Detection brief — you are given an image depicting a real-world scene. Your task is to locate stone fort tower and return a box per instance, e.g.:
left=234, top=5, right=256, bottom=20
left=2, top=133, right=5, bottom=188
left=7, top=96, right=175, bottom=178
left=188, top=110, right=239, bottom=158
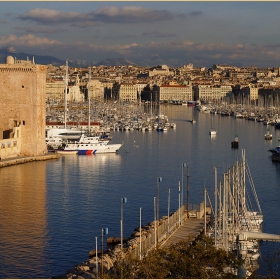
left=0, top=56, right=47, bottom=158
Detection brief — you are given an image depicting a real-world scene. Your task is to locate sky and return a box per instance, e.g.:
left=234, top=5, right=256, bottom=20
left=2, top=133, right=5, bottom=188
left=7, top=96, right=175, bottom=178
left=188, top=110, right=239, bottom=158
left=1, top=1, right=280, bottom=67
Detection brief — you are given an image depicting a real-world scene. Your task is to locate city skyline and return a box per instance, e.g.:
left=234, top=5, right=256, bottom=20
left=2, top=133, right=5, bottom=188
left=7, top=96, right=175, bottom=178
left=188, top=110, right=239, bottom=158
left=1, top=1, right=280, bottom=67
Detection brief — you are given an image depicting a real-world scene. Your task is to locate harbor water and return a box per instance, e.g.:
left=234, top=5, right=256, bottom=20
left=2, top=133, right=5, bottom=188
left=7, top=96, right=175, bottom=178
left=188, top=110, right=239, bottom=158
left=0, top=105, right=280, bottom=278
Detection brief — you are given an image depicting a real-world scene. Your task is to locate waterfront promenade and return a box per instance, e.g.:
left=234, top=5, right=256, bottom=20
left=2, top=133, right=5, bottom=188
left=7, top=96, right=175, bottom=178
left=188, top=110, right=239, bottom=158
left=160, top=217, right=206, bottom=248
left=0, top=153, right=59, bottom=168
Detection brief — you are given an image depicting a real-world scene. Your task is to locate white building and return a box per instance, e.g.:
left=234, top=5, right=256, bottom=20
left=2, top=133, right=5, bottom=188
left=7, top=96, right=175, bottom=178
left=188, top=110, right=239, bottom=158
left=149, top=65, right=174, bottom=77
left=241, top=85, right=259, bottom=102
left=68, top=75, right=84, bottom=103
left=119, top=83, right=138, bottom=102
left=159, top=84, right=193, bottom=102
left=88, top=79, right=105, bottom=100
left=193, top=85, right=232, bottom=102
left=46, top=81, right=65, bottom=102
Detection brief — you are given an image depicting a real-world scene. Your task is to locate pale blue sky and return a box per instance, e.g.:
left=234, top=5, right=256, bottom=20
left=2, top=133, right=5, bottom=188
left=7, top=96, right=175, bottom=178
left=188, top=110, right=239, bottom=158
left=1, top=1, right=280, bottom=67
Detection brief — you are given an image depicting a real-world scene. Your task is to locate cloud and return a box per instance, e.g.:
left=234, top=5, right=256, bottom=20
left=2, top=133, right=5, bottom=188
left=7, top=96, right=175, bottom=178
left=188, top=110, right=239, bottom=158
left=0, top=34, right=61, bottom=48
left=1, top=33, right=279, bottom=67
left=119, top=43, right=138, bottom=50
left=19, top=8, right=96, bottom=27
left=176, top=10, right=203, bottom=19
left=18, top=6, right=175, bottom=27
left=91, top=6, right=173, bottom=23
left=16, top=26, right=64, bottom=34
left=142, top=31, right=176, bottom=38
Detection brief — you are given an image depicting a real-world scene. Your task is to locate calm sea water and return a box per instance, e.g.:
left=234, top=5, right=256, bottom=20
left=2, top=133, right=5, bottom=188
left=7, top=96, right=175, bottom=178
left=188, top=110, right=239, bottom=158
left=0, top=105, right=280, bottom=278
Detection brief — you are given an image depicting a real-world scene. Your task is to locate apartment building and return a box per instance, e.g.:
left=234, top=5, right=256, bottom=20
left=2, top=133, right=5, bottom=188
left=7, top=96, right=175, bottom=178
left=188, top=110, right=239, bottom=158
left=119, top=83, right=138, bottom=102
left=159, top=83, right=193, bottom=102
left=46, top=81, right=65, bottom=102
left=193, top=85, right=232, bottom=102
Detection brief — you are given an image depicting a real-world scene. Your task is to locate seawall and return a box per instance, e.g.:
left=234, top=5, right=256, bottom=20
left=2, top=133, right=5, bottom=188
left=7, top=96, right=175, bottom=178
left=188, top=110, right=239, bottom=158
left=0, top=153, right=59, bottom=168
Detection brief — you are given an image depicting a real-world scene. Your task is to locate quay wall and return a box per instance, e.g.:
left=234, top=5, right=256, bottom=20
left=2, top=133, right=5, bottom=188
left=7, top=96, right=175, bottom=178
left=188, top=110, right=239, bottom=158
left=0, top=153, right=59, bottom=168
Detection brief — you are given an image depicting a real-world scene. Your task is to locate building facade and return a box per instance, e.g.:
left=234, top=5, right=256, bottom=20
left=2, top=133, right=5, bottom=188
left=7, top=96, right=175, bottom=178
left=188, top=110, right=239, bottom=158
left=159, top=84, right=193, bottom=102
left=193, top=85, right=232, bottom=102
left=0, top=56, right=47, bottom=158
left=119, top=83, right=138, bottom=102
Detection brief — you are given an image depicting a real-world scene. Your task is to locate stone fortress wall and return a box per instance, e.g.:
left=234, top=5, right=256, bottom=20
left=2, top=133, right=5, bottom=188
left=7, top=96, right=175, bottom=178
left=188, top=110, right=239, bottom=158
left=0, top=56, right=47, bottom=158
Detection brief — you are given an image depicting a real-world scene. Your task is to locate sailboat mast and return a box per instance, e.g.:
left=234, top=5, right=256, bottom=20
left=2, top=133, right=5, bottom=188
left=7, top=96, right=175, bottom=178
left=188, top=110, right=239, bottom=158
left=88, top=67, right=91, bottom=135
left=64, top=61, right=68, bottom=129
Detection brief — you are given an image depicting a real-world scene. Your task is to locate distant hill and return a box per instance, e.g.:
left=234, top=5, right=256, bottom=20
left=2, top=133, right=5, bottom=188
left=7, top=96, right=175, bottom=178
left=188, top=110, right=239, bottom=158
left=94, top=58, right=136, bottom=66
left=0, top=48, right=137, bottom=67
left=0, top=48, right=69, bottom=66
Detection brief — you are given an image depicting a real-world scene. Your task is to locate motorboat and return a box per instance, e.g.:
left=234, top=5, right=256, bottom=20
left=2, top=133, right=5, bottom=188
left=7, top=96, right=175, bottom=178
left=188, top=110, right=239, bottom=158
left=78, top=141, right=123, bottom=155
left=56, top=133, right=122, bottom=155
left=156, top=125, right=164, bottom=132
left=46, top=127, right=83, bottom=141
left=264, top=129, right=272, bottom=140
left=268, top=146, right=280, bottom=155
left=209, top=129, right=217, bottom=136
left=78, top=134, right=122, bottom=155
left=268, top=145, right=280, bottom=161
left=231, top=135, right=239, bottom=148
left=46, top=136, right=63, bottom=150
left=187, top=101, right=195, bottom=106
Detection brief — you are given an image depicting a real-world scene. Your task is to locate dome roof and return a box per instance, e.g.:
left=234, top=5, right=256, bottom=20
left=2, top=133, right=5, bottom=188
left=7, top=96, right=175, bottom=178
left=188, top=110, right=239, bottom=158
left=6, top=56, right=15, bottom=64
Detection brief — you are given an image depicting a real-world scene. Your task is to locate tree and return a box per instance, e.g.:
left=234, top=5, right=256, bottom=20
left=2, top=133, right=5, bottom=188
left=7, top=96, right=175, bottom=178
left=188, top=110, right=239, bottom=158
left=107, top=235, right=243, bottom=279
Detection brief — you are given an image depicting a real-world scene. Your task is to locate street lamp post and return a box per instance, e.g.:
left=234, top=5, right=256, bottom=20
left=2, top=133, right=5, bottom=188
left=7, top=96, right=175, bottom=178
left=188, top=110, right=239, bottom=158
left=178, top=181, right=181, bottom=225
left=154, top=196, right=156, bottom=248
left=95, top=236, right=98, bottom=279
left=168, top=188, right=170, bottom=234
left=156, top=177, right=162, bottom=248
left=139, top=207, right=142, bottom=260
left=186, top=165, right=190, bottom=217
left=120, top=197, right=127, bottom=257
left=214, top=167, right=217, bottom=247
left=181, top=163, right=186, bottom=222
left=101, top=227, right=108, bottom=278
left=156, top=177, right=162, bottom=221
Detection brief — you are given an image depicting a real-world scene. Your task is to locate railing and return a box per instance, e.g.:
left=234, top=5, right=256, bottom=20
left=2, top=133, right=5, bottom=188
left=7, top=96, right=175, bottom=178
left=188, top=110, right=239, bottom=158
left=127, top=204, right=187, bottom=259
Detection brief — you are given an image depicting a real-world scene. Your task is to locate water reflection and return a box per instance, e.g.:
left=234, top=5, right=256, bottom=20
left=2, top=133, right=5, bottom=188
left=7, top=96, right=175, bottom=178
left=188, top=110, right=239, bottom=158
left=0, top=162, right=47, bottom=278
left=0, top=106, right=280, bottom=278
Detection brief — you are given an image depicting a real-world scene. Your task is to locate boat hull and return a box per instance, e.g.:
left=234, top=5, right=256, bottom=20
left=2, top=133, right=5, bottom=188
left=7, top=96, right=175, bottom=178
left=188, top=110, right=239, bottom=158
left=56, top=150, right=78, bottom=155
left=78, top=144, right=122, bottom=154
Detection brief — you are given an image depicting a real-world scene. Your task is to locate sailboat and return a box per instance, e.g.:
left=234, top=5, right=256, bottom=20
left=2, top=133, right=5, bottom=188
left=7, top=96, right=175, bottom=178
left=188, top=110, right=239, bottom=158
left=46, top=61, right=84, bottom=144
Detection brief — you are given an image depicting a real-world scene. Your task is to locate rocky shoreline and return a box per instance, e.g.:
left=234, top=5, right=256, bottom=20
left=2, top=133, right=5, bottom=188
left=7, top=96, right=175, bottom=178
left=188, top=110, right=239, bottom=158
left=54, top=217, right=173, bottom=279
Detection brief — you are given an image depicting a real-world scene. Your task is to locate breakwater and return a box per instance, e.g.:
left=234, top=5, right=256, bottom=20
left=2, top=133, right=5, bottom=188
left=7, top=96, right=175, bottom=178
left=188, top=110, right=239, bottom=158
left=54, top=204, right=208, bottom=279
